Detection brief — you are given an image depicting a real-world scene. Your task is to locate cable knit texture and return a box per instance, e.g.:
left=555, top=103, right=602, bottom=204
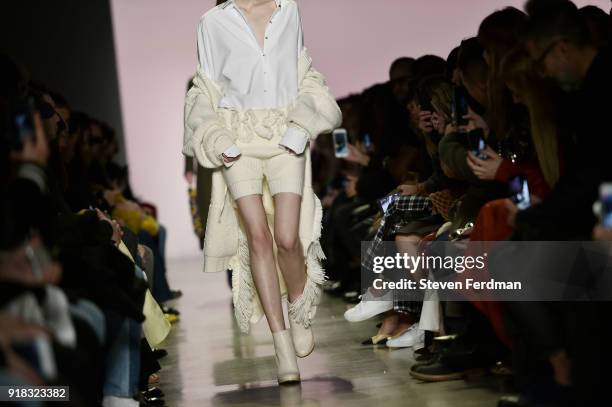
left=183, top=47, right=342, bottom=332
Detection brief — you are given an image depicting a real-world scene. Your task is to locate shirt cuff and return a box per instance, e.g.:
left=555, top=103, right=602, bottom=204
left=219, top=142, right=241, bottom=168
left=279, top=126, right=309, bottom=154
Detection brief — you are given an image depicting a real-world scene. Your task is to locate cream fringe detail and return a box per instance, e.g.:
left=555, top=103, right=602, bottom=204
left=231, top=196, right=326, bottom=334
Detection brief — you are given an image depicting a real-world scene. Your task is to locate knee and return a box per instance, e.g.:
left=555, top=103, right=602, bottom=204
left=247, top=227, right=273, bottom=254
left=395, top=233, right=421, bottom=243
left=275, top=232, right=300, bottom=253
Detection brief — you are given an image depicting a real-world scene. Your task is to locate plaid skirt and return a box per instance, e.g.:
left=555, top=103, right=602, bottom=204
left=361, top=194, right=434, bottom=316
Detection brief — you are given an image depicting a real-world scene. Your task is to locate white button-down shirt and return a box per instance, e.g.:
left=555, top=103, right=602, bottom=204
left=198, top=0, right=303, bottom=110
left=196, top=0, right=309, bottom=159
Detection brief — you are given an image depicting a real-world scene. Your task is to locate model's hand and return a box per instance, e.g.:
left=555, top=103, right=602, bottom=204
left=184, top=170, right=194, bottom=184
left=222, top=153, right=241, bottom=163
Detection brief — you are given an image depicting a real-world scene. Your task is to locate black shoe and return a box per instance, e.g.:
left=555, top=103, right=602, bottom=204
left=361, top=335, right=390, bottom=346
left=162, top=306, right=180, bottom=316
left=344, top=291, right=361, bottom=304
left=169, top=289, right=182, bottom=300
left=410, top=359, right=486, bottom=382
left=414, top=347, right=438, bottom=363
left=141, top=396, right=166, bottom=407
left=142, top=387, right=165, bottom=399
left=152, top=348, right=168, bottom=360
left=136, top=392, right=166, bottom=407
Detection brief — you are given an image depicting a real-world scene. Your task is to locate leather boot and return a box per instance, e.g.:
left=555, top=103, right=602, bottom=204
left=272, top=330, right=301, bottom=384
left=288, top=315, right=315, bottom=357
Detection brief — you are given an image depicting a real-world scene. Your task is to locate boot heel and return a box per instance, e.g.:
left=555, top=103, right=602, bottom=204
left=272, top=330, right=301, bottom=384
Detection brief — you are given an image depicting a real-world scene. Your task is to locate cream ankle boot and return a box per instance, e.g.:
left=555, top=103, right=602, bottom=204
left=272, top=329, right=301, bottom=384
left=288, top=315, right=314, bottom=358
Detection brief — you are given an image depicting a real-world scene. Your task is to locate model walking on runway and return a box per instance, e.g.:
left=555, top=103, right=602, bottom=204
left=182, top=0, right=341, bottom=384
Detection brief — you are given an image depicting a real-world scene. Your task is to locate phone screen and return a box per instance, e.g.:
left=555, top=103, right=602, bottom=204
left=509, top=175, right=531, bottom=210
left=467, top=129, right=487, bottom=160
left=12, top=97, right=36, bottom=149
left=600, top=183, right=612, bottom=228
left=378, top=192, right=400, bottom=213
left=333, top=129, right=349, bottom=158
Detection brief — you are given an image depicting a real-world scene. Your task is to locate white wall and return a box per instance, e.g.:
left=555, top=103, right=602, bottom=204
left=109, top=0, right=609, bottom=260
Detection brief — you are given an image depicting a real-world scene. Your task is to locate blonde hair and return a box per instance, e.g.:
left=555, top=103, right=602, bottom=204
left=500, top=47, right=560, bottom=188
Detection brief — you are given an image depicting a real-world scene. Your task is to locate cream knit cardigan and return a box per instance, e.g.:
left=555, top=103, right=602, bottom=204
left=182, top=47, right=342, bottom=333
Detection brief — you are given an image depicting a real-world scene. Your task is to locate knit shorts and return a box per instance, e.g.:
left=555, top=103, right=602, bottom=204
left=221, top=131, right=306, bottom=200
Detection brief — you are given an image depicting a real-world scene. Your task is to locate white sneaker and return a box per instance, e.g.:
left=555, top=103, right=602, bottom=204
left=386, top=324, right=425, bottom=348
left=343, top=289, right=393, bottom=322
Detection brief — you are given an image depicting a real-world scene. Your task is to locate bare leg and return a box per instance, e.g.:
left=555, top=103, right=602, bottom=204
left=273, top=192, right=306, bottom=303
left=235, top=194, right=285, bottom=333
left=395, top=233, right=425, bottom=280
left=377, top=311, right=399, bottom=336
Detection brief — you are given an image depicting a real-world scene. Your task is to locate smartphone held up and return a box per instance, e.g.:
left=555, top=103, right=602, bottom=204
left=333, top=128, right=349, bottom=158
left=509, top=175, right=531, bottom=210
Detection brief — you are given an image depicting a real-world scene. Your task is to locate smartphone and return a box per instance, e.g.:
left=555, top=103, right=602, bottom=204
left=509, top=175, right=531, bottom=210
left=467, top=129, right=487, bottom=160
left=378, top=192, right=400, bottom=213
left=600, top=183, right=612, bottom=228
left=452, top=86, right=469, bottom=129
left=333, top=128, right=349, bottom=158
left=361, top=132, right=374, bottom=153
left=11, top=97, right=36, bottom=150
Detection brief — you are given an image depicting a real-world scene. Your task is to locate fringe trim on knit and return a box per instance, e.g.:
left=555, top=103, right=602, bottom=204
left=288, top=193, right=327, bottom=329
left=288, top=238, right=326, bottom=328
left=231, top=233, right=255, bottom=334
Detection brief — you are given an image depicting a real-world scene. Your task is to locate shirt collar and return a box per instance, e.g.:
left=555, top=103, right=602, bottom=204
left=220, top=0, right=282, bottom=10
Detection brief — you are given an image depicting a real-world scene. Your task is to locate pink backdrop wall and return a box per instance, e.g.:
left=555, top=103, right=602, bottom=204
left=109, top=0, right=608, bottom=260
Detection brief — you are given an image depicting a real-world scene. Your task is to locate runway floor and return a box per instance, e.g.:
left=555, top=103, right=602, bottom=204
left=159, top=257, right=504, bottom=407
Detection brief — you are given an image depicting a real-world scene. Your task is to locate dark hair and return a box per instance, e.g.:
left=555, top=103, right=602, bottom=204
left=413, top=55, right=446, bottom=78
left=389, top=57, right=415, bottom=80
left=478, top=8, right=527, bottom=139
left=68, top=111, right=90, bottom=135
left=445, top=46, right=460, bottom=81
left=579, top=5, right=611, bottom=47
left=48, top=91, right=69, bottom=109
left=478, top=7, right=527, bottom=61
left=525, top=0, right=593, bottom=48
left=456, top=37, right=487, bottom=88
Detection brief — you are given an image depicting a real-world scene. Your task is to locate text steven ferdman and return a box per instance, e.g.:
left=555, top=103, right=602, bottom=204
left=372, top=278, right=522, bottom=291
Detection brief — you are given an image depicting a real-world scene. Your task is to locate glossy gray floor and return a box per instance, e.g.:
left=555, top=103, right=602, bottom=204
left=159, top=257, right=502, bottom=407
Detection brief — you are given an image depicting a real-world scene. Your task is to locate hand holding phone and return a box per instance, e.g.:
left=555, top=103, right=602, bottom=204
left=467, top=129, right=487, bottom=160
left=10, top=97, right=49, bottom=166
